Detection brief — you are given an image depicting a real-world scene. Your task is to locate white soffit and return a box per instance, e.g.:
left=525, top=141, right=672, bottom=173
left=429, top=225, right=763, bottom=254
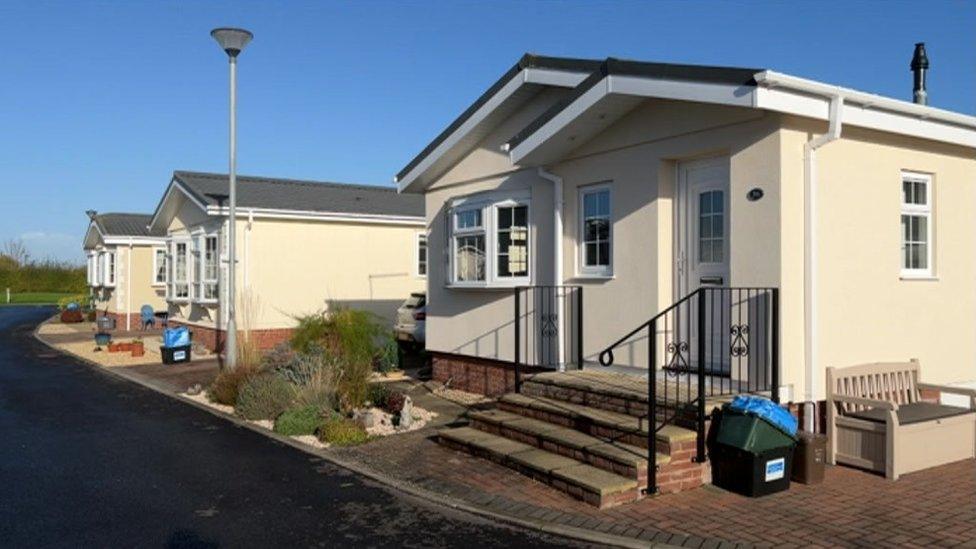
left=509, top=75, right=757, bottom=164
left=396, top=68, right=589, bottom=193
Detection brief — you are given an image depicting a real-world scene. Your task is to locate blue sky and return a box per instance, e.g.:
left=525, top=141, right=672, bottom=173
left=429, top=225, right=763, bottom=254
left=1, top=1, right=973, bottom=262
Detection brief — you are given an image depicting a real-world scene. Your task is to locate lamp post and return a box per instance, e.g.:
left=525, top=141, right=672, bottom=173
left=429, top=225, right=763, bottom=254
left=211, top=27, right=253, bottom=370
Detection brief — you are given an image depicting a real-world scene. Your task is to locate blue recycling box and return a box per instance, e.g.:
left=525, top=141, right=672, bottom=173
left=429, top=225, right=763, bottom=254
left=161, top=327, right=191, bottom=364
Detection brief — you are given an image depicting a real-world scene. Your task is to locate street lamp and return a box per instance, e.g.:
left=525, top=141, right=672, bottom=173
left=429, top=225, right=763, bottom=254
left=211, top=27, right=253, bottom=370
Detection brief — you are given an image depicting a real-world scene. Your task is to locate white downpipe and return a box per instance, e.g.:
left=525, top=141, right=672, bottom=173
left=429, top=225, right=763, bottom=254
left=126, top=241, right=133, bottom=331
left=803, top=95, right=843, bottom=410
left=244, top=209, right=253, bottom=291
left=538, top=167, right=566, bottom=370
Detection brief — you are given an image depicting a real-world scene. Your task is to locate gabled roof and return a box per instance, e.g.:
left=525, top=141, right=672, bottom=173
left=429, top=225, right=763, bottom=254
left=149, top=171, right=425, bottom=233
left=505, top=58, right=762, bottom=151
left=93, top=213, right=163, bottom=237
left=394, top=54, right=602, bottom=192
left=173, top=171, right=424, bottom=217
left=397, top=53, right=976, bottom=188
left=83, top=212, right=166, bottom=249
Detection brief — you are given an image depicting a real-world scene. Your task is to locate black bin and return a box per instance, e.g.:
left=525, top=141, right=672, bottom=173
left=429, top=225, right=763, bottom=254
left=161, top=345, right=192, bottom=365
left=710, top=405, right=797, bottom=497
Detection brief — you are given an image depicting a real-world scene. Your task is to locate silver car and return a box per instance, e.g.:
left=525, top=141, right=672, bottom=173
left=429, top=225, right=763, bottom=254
left=394, top=292, right=426, bottom=352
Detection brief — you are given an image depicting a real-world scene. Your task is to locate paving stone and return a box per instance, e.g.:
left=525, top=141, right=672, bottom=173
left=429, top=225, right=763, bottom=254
left=508, top=448, right=579, bottom=473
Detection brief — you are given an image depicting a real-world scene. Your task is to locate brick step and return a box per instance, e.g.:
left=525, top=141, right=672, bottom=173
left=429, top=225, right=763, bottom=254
left=438, top=426, right=641, bottom=509
left=467, top=408, right=669, bottom=487
left=497, top=393, right=697, bottom=455
left=522, top=371, right=729, bottom=428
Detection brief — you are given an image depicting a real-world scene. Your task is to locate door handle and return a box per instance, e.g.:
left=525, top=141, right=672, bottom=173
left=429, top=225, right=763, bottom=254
left=699, top=276, right=724, bottom=286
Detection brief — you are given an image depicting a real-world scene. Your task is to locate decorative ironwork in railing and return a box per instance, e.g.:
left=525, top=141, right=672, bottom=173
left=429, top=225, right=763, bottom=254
left=513, top=286, right=583, bottom=392
left=598, top=286, right=780, bottom=494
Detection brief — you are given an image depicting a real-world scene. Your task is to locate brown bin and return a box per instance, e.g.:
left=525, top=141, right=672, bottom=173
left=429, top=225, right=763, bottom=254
left=792, top=432, right=826, bottom=484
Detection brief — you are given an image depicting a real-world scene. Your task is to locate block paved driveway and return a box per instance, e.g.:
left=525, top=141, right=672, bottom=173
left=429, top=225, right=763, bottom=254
left=0, top=307, right=597, bottom=548
left=338, top=401, right=976, bottom=548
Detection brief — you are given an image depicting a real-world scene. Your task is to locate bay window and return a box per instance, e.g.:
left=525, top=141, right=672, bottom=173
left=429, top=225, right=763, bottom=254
left=449, top=192, right=530, bottom=287
left=172, top=241, right=189, bottom=299
left=103, top=251, right=116, bottom=288
left=153, top=248, right=167, bottom=286
left=579, top=185, right=612, bottom=276
left=202, top=235, right=219, bottom=301
left=901, top=172, right=932, bottom=277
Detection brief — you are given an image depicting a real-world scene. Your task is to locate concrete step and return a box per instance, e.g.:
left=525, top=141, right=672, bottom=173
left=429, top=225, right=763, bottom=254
left=522, top=370, right=725, bottom=428
left=497, top=393, right=696, bottom=454
left=438, top=426, right=640, bottom=509
left=468, top=409, right=669, bottom=486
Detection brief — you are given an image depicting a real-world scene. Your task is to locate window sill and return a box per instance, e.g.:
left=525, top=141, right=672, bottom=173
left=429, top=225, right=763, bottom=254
left=445, top=283, right=528, bottom=291
left=151, top=283, right=166, bottom=288
left=570, top=273, right=615, bottom=281
left=900, top=274, right=939, bottom=281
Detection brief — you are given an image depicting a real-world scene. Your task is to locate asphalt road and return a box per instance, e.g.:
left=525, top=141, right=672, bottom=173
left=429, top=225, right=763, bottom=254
left=0, top=307, right=591, bottom=548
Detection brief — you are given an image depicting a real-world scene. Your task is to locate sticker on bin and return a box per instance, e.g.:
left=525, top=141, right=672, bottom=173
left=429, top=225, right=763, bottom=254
left=173, top=350, right=186, bottom=361
left=765, top=458, right=786, bottom=481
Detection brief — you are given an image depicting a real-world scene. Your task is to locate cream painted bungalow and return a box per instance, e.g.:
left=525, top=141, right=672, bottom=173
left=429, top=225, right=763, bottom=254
left=396, top=52, right=976, bottom=412
left=83, top=212, right=168, bottom=330
left=147, top=171, right=426, bottom=352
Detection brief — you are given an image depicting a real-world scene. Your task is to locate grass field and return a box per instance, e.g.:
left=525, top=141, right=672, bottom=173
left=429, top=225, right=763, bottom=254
left=0, top=292, right=76, bottom=305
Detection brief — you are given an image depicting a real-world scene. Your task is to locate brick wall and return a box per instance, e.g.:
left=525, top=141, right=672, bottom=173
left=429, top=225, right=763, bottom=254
left=167, top=320, right=293, bottom=354
left=431, top=352, right=546, bottom=397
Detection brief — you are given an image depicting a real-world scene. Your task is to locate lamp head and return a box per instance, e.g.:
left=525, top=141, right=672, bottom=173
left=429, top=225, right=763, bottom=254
left=211, top=27, right=253, bottom=58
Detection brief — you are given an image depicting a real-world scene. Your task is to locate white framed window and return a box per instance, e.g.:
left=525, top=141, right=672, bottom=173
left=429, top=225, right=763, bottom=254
left=697, top=190, right=725, bottom=264
left=579, top=185, right=612, bottom=276
left=416, top=233, right=427, bottom=278
left=900, top=172, right=932, bottom=277
left=449, top=192, right=531, bottom=287
left=86, top=253, right=96, bottom=286
left=495, top=203, right=529, bottom=279
left=172, top=241, right=190, bottom=299
left=103, top=251, right=116, bottom=288
left=202, top=235, right=219, bottom=302
left=152, top=248, right=167, bottom=286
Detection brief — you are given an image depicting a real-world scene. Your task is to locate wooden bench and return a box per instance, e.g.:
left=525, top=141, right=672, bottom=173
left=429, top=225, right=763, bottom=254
left=826, top=360, right=976, bottom=480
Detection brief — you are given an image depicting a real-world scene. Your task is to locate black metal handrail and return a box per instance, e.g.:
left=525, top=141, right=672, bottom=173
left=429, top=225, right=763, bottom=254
left=598, top=286, right=780, bottom=495
left=513, top=285, right=583, bottom=392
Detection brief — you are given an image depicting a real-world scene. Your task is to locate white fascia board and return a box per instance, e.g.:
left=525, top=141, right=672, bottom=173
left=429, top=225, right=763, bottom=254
left=509, top=76, right=755, bottom=164
left=205, top=206, right=425, bottom=226
left=609, top=75, right=756, bottom=107
left=509, top=77, right=611, bottom=164
left=396, top=68, right=589, bottom=194
left=755, top=70, right=976, bottom=148
left=102, top=236, right=167, bottom=246
left=148, top=178, right=211, bottom=232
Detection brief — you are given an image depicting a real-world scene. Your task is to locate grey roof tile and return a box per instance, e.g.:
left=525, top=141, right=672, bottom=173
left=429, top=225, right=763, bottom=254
left=173, top=171, right=423, bottom=218
left=92, top=213, right=162, bottom=237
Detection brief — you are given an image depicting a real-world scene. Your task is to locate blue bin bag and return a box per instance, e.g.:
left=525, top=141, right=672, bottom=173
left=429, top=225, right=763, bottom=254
left=66, top=302, right=80, bottom=311
left=163, top=327, right=190, bottom=348
left=729, top=395, right=798, bottom=438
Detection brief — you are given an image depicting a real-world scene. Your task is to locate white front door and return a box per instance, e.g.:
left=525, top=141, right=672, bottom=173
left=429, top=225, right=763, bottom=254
left=677, top=157, right=730, bottom=295
left=676, top=157, right=731, bottom=375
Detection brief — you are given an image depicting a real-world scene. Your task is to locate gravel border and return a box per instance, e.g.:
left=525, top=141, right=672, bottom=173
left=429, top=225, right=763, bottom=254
left=33, top=315, right=673, bottom=549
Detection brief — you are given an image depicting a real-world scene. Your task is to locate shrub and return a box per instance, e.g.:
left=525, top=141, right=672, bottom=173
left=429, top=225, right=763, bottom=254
left=273, top=346, right=340, bottom=414
left=383, top=391, right=406, bottom=415
left=290, top=306, right=387, bottom=412
left=207, top=365, right=260, bottom=406
left=317, top=417, right=368, bottom=446
left=235, top=374, right=295, bottom=420
left=261, top=343, right=296, bottom=372
left=274, top=405, right=322, bottom=436
left=374, top=337, right=399, bottom=374
left=366, top=383, right=391, bottom=408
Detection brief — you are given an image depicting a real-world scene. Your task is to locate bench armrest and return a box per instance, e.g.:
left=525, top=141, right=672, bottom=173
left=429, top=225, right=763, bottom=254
left=830, top=394, right=899, bottom=411
left=918, top=383, right=976, bottom=398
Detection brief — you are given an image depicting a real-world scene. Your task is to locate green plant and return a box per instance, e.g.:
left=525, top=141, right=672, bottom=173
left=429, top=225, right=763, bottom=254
left=207, top=365, right=261, bottom=406
left=317, top=417, right=368, bottom=446
left=235, top=374, right=296, bottom=420
left=261, top=342, right=296, bottom=371
left=383, top=391, right=406, bottom=415
left=366, top=383, right=391, bottom=408
left=274, top=405, right=322, bottom=436
left=57, top=293, right=89, bottom=311
left=374, top=337, right=399, bottom=373
left=290, top=313, right=331, bottom=354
